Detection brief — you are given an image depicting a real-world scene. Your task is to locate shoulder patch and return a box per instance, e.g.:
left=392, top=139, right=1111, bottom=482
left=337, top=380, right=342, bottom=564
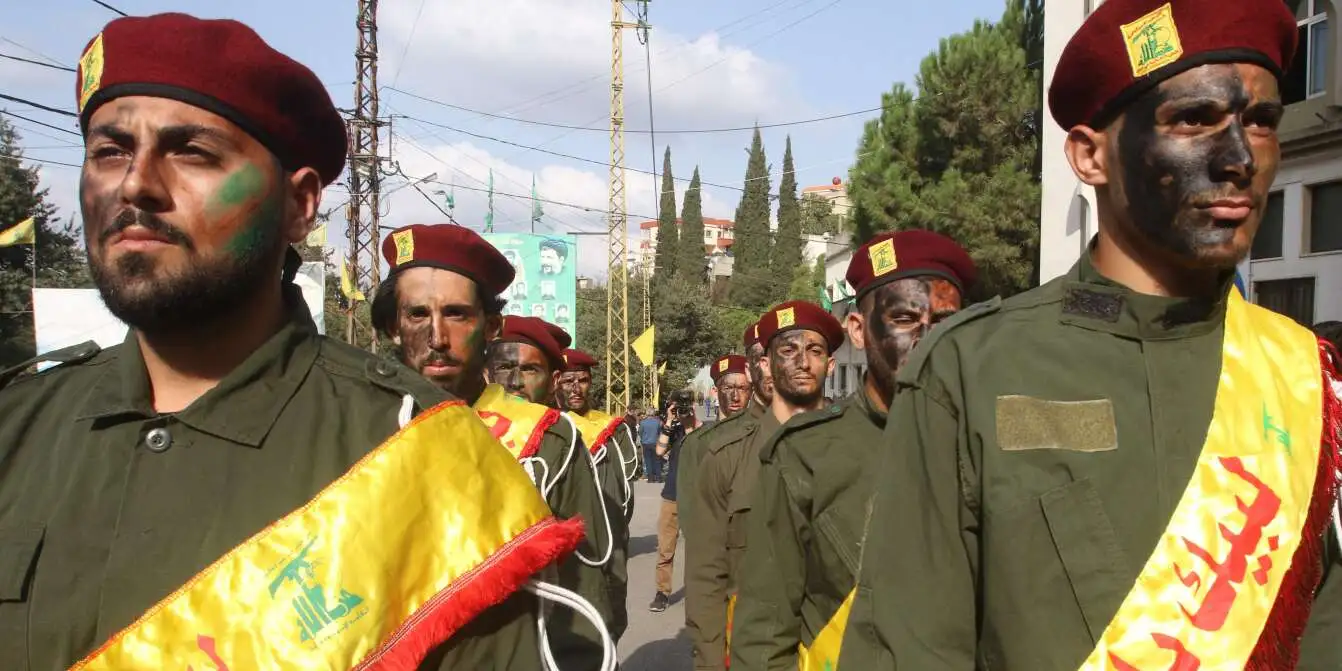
left=896, top=296, right=1003, bottom=387
left=0, top=340, right=102, bottom=389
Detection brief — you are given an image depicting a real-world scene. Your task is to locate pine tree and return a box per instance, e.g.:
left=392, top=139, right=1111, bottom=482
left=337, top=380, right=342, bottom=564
left=730, top=127, right=773, bottom=310
left=847, top=84, right=921, bottom=242
left=0, top=119, right=92, bottom=368
left=654, top=147, right=678, bottom=279
left=676, top=167, right=706, bottom=285
left=771, top=136, right=802, bottom=302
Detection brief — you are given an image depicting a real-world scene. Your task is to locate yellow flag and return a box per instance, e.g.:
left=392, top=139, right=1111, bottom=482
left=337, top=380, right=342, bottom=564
left=0, top=217, right=36, bottom=246
left=305, top=223, right=327, bottom=247
left=657, top=361, right=667, bottom=375
left=340, top=257, right=365, bottom=302
left=632, top=325, right=655, bottom=366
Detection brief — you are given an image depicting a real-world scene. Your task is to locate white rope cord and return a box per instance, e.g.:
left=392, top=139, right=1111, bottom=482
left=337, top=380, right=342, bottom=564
left=528, top=579, right=616, bottom=671
left=397, top=394, right=416, bottom=429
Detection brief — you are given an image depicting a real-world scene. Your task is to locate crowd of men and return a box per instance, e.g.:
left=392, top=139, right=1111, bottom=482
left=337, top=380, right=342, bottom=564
left=4, top=0, right=1342, bottom=669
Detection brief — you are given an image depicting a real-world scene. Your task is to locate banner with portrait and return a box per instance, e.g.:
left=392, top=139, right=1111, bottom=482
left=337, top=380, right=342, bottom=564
left=483, top=233, right=578, bottom=345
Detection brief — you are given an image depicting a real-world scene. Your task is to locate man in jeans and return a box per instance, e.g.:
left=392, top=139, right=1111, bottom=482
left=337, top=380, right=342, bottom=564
left=650, top=392, right=698, bottom=612
left=638, top=406, right=664, bottom=483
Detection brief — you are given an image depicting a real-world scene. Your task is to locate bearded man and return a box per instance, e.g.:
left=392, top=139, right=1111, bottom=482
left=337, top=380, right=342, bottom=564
left=841, top=0, right=1342, bottom=668
left=730, top=230, right=976, bottom=671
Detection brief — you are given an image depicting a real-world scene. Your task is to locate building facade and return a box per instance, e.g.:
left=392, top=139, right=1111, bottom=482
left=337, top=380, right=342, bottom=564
left=1040, top=0, right=1342, bottom=326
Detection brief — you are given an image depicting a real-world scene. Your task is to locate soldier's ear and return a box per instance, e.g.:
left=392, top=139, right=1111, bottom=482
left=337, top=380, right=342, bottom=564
left=484, top=314, right=503, bottom=341
left=826, top=356, right=836, bottom=378
left=845, top=311, right=866, bottom=352
left=1065, top=124, right=1110, bottom=187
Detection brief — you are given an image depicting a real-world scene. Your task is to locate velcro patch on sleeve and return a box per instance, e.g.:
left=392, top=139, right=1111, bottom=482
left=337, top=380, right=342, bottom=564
left=995, top=395, right=1117, bottom=453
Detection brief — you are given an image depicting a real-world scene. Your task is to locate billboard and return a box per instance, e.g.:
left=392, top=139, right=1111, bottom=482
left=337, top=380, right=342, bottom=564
left=31, top=262, right=326, bottom=370
left=483, top=233, right=577, bottom=344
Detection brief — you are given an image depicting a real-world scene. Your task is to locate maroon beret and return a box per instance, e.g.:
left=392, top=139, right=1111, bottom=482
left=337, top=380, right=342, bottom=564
left=1049, top=0, right=1297, bottom=130
left=382, top=224, right=515, bottom=298
left=757, top=300, right=845, bottom=354
left=743, top=321, right=763, bottom=352
left=495, top=316, right=564, bottom=370
left=562, top=349, right=598, bottom=371
left=75, top=13, right=347, bottom=185
left=547, top=324, right=574, bottom=350
left=710, top=355, right=748, bottom=384
left=847, top=230, right=977, bottom=300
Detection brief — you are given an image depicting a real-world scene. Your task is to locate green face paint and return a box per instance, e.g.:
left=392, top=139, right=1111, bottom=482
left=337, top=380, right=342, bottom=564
left=208, top=163, right=283, bottom=259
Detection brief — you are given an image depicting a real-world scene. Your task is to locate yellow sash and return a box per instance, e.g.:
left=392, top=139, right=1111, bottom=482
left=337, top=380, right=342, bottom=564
left=797, top=588, right=856, bottom=671
left=475, top=383, right=561, bottom=460
left=726, top=593, right=737, bottom=669
left=1080, top=291, right=1323, bottom=670
left=73, top=401, right=582, bottom=670
left=569, top=409, right=624, bottom=457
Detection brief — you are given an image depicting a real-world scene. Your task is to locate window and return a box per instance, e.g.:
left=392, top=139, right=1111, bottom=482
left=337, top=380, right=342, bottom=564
left=838, top=364, right=848, bottom=394
left=1252, top=192, right=1286, bottom=259
left=1308, top=180, right=1342, bottom=253
left=1255, top=277, right=1316, bottom=326
left=1084, top=0, right=1100, bottom=16
left=1284, top=0, right=1330, bottom=104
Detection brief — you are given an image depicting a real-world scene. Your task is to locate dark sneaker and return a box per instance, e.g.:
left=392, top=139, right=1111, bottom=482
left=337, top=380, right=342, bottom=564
left=648, top=592, right=670, bottom=612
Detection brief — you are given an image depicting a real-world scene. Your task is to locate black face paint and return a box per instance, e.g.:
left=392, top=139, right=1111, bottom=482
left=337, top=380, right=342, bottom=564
left=556, top=370, right=592, bottom=413
left=1115, top=63, right=1282, bottom=270
left=768, top=330, right=828, bottom=409
left=747, top=342, right=774, bottom=404
left=485, top=341, right=553, bottom=404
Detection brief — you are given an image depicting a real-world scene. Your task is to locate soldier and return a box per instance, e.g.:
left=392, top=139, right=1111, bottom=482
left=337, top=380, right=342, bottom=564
left=687, top=302, right=844, bottom=671
left=730, top=231, right=976, bottom=671
left=841, top=0, right=1342, bottom=668
left=483, top=316, right=622, bottom=666
left=556, top=347, right=636, bottom=644
left=0, top=13, right=580, bottom=670
left=744, top=320, right=775, bottom=410
left=371, top=226, right=616, bottom=669
left=678, top=353, right=751, bottom=542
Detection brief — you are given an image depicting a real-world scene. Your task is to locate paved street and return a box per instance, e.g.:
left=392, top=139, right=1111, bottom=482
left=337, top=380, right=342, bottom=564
left=618, top=479, right=693, bottom=670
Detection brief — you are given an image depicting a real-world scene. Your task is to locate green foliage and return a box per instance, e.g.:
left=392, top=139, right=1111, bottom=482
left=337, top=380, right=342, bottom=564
left=676, top=167, right=706, bottom=285
left=846, top=0, right=1041, bottom=297
left=730, top=127, right=775, bottom=310
left=785, top=252, right=828, bottom=303
left=654, top=147, right=678, bottom=279
left=800, top=194, right=841, bottom=236
left=0, top=119, right=93, bottom=369
left=576, top=273, right=649, bottom=410
left=772, top=136, right=803, bottom=303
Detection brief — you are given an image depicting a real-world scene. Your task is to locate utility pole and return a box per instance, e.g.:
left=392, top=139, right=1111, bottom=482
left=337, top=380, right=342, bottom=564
left=605, top=0, right=647, bottom=415
left=642, top=247, right=653, bottom=409
left=346, top=0, right=384, bottom=350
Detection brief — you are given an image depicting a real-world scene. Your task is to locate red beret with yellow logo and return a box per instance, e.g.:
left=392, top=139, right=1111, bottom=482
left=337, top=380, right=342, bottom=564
left=757, top=300, right=844, bottom=354
left=846, top=230, right=977, bottom=301
left=562, top=348, right=598, bottom=371
left=1049, top=0, right=1297, bottom=130
left=743, top=321, right=763, bottom=352
left=381, top=224, right=515, bottom=298
left=548, top=325, right=574, bottom=350
left=710, top=354, right=748, bottom=384
left=495, top=316, right=564, bottom=369
left=75, top=13, right=347, bottom=185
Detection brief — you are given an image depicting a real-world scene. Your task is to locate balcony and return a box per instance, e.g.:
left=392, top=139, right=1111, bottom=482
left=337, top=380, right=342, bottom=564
left=1280, top=0, right=1342, bottom=148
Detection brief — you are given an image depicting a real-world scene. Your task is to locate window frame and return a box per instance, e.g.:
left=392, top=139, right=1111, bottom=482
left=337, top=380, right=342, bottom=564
left=1251, top=190, right=1287, bottom=261
left=1299, top=0, right=1330, bottom=100
left=1304, top=179, right=1342, bottom=255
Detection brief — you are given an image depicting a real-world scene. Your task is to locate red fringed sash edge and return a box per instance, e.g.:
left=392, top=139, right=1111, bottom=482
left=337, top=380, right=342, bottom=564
left=354, top=515, right=585, bottom=671
left=1247, top=340, right=1342, bottom=670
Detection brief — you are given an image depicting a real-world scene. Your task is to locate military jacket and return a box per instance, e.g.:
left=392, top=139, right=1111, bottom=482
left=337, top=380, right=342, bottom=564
left=679, top=401, right=765, bottom=538
left=569, top=411, right=635, bottom=646
left=686, top=404, right=779, bottom=671
left=838, top=255, right=1342, bottom=670
left=731, top=390, right=886, bottom=671
left=0, top=298, right=541, bottom=670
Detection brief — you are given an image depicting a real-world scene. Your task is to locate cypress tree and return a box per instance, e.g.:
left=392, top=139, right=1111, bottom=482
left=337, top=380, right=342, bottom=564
left=653, top=147, right=678, bottom=278
left=771, top=135, right=802, bottom=302
left=730, top=127, right=773, bottom=309
left=677, top=167, right=706, bottom=285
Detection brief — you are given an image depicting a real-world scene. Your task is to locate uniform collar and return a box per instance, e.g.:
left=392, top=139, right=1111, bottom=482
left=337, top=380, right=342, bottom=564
left=77, top=287, right=322, bottom=447
left=1058, top=251, right=1231, bottom=341
left=747, top=398, right=768, bottom=419
left=855, top=384, right=888, bottom=430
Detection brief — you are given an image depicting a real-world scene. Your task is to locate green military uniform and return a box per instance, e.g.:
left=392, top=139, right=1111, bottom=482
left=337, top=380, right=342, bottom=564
left=530, top=415, right=618, bottom=669
left=838, top=254, right=1342, bottom=669
left=679, top=401, right=765, bottom=541
left=686, top=402, right=780, bottom=671
left=0, top=293, right=541, bottom=670
left=730, top=390, right=885, bottom=671
left=571, top=415, right=634, bottom=648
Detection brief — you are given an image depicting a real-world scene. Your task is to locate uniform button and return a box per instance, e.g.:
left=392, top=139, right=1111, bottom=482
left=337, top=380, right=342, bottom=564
left=375, top=361, right=396, bottom=377
left=145, top=427, right=173, bottom=453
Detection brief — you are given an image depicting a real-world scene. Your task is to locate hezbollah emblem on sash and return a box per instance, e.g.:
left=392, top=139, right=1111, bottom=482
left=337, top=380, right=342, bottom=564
left=268, top=537, right=368, bottom=645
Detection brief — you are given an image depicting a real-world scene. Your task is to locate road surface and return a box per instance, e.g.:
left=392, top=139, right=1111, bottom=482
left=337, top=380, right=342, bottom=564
left=618, top=479, right=693, bottom=670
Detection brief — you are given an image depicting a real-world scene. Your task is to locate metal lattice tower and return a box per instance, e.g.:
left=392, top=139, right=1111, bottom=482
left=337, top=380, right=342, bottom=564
left=346, top=0, right=384, bottom=350
left=605, top=0, right=641, bottom=415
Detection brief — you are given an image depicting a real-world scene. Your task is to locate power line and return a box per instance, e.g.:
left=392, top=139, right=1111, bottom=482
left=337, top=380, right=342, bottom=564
left=0, top=37, right=71, bottom=69
left=89, top=0, right=128, bottom=16
left=386, top=85, right=885, bottom=134
left=1, top=152, right=82, bottom=169
left=0, top=94, right=77, bottom=118
left=0, top=52, right=75, bottom=72
left=0, top=110, right=80, bottom=137
left=389, top=0, right=429, bottom=88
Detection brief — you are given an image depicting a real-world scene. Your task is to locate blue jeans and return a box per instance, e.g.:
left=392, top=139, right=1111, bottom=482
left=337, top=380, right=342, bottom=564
left=643, top=443, right=661, bottom=480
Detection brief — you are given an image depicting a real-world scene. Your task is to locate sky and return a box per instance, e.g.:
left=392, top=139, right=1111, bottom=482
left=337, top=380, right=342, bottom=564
left=3, top=0, right=1004, bottom=280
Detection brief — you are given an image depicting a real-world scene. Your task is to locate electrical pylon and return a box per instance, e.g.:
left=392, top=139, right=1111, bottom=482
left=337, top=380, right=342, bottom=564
left=642, top=247, right=653, bottom=410
left=605, top=0, right=647, bottom=415
left=346, top=0, right=384, bottom=350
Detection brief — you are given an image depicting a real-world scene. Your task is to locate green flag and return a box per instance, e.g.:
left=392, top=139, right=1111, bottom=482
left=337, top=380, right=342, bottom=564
left=484, top=170, right=495, bottom=233
left=530, top=174, right=544, bottom=229
left=818, top=282, right=832, bottom=310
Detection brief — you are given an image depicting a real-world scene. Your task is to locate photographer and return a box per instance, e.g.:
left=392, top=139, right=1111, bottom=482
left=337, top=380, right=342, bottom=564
left=649, top=391, right=699, bottom=613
